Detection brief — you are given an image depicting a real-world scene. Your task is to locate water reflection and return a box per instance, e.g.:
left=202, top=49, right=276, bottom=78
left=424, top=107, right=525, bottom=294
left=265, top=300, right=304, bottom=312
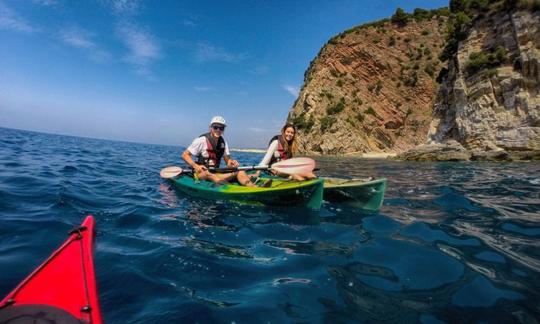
left=264, top=239, right=357, bottom=257
left=182, top=237, right=253, bottom=259
left=154, top=153, right=540, bottom=322
left=451, top=220, right=540, bottom=272
left=2, top=128, right=540, bottom=323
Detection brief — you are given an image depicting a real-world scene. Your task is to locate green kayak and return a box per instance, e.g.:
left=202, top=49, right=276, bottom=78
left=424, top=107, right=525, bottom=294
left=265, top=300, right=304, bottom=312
left=169, top=175, right=324, bottom=210
left=323, top=177, right=387, bottom=211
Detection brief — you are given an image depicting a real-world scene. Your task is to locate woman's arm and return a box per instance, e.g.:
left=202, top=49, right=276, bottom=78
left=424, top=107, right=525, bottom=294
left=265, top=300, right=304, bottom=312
left=259, top=140, right=278, bottom=166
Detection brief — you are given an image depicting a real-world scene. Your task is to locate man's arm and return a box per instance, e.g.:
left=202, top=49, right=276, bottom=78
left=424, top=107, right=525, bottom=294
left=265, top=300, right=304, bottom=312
left=223, top=155, right=239, bottom=168
left=222, top=141, right=239, bottom=167
left=181, top=149, right=206, bottom=173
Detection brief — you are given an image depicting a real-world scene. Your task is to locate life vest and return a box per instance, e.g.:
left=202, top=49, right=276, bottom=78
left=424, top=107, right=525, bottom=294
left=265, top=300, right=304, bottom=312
left=196, top=133, right=225, bottom=167
left=268, top=135, right=292, bottom=165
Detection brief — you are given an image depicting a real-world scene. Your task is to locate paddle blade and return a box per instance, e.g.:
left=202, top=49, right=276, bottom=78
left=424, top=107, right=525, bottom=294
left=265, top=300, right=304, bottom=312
left=160, top=166, right=183, bottom=179
left=271, top=157, right=315, bottom=175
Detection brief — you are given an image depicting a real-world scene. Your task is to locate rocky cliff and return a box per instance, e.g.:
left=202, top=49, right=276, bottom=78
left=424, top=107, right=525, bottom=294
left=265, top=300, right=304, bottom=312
left=287, top=10, right=449, bottom=155
left=424, top=5, right=540, bottom=160
left=288, top=3, right=540, bottom=160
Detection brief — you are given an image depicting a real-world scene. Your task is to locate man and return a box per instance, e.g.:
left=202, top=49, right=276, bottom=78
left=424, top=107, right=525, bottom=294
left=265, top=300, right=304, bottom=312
left=181, top=116, right=257, bottom=186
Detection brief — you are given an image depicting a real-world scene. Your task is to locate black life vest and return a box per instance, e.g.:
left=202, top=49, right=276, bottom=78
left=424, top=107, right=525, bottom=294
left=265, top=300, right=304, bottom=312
left=196, top=133, right=225, bottom=167
left=268, top=135, right=292, bottom=165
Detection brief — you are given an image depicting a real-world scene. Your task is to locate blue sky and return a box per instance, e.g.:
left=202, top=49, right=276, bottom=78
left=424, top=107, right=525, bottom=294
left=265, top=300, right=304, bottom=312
left=0, top=0, right=448, bottom=148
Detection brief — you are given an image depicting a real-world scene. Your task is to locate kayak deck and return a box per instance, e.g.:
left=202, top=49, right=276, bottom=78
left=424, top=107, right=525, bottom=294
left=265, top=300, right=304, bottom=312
left=170, top=175, right=324, bottom=210
left=323, top=177, right=387, bottom=211
left=0, top=216, right=102, bottom=324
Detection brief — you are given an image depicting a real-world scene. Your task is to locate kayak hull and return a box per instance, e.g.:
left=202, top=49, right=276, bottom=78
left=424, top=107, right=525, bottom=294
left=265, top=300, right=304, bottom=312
left=0, top=216, right=102, bottom=324
left=170, top=175, right=324, bottom=210
left=323, top=177, right=387, bottom=211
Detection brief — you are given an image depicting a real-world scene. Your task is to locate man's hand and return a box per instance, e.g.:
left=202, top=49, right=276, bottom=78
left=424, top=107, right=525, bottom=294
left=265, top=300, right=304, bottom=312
left=194, top=164, right=208, bottom=173
left=227, top=159, right=239, bottom=168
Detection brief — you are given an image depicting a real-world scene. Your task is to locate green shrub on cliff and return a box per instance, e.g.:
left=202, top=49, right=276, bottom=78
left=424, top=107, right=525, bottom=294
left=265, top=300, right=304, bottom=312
left=440, top=11, right=472, bottom=62
left=450, top=0, right=495, bottom=12
left=292, top=113, right=314, bottom=131
left=331, top=7, right=449, bottom=40
left=465, top=46, right=508, bottom=74
left=440, top=0, right=503, bottom=63
left=391, top=8, right=409, bottom=26
left=320, top=116, right=336, bottom=131
left=424, top=62, right=436, bottom=77
left=366, top=106, right=377, bottom=117
left=434, top=7, right=452, bottom=16
left=375, top=80, right=383, bottom=94
left=341, top=57, right=354, bottom=65
left=505, top=0, right=540, bottom=10
left=390, top=7, right=450, bottom=27
left=404, top=71, right=419, bottom=86
left=413, top=8, right=431, bottom=20
left=327, top=99, right=345, bottom=114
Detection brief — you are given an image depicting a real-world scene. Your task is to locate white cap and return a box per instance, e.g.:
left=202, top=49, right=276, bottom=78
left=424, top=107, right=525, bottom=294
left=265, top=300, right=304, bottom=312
left=210, top=116, right=226, bottom=126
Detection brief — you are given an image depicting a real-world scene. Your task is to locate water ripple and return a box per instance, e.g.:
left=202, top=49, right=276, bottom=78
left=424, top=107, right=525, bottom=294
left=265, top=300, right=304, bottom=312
left=1, top=127, right=539, bottom=323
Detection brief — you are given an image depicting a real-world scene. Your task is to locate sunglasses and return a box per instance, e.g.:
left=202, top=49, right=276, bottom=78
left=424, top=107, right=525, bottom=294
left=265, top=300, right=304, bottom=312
left=211, top=125, right=225, bottom=131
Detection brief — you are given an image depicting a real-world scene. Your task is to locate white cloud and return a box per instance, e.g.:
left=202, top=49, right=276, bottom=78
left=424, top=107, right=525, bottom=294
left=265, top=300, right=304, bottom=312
left=193, top=86, right=213, bottom=92
left=194, top=43, right=247, bottom=63
left=247, top=127, right=272, bottom=133
left=32, top=0, right=59, bottom=7
left=59, top=26, right=96, bottom=49
left=282, top=85, right=299, bottom=97
left=116, top=22, right=161, bottom=75
left=250, top=65, right=269, bottom=75
left=101, top=0, right=142, bottom=15
left=182, top=16, right=199, bottom=27
left=59, top=26, right=112, bottom=62
left=0, top=3, right=38, bottom=33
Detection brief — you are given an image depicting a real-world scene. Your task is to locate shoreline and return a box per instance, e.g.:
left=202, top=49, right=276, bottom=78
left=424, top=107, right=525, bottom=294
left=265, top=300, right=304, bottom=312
left=304, top=152, right=397, bottom=159
left=231, top=148, right=266, bottom=153
left=345, top=152, right=397, bottom=159
left=232, top=149, right=397, bottom=158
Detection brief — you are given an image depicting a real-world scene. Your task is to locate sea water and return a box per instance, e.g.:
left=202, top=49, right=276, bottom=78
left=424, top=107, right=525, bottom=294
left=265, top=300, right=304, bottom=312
left=1, top=127, right=539, bottom=323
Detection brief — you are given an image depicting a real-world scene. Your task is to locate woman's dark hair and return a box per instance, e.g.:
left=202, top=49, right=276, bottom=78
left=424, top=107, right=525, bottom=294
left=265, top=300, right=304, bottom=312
left=280, top=123, right=297, bottom=154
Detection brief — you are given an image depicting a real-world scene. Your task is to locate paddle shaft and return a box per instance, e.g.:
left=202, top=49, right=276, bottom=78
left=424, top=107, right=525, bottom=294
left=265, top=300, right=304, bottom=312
left=208, top=165, right=270, bottom=173
left=160, top=157, right=315, bottom=178
left=208, top=166, right=320, bottom=173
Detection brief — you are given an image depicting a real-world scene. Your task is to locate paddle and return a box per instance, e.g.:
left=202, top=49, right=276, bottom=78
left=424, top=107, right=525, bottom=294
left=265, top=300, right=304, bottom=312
left=159, top=157, right=316, bottom=179
left=210, top=157, right=315, bottom=174
left=159, top=166, right=184, bottom=179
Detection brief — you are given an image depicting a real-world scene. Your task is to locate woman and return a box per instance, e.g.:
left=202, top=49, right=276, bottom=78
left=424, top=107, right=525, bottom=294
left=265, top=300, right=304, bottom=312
left=259, top=123, right=316, bottom=181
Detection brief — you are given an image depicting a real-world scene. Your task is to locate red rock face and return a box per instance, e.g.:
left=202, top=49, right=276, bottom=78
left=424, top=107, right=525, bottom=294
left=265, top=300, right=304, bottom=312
left=288, top=17, right=447, bottom=155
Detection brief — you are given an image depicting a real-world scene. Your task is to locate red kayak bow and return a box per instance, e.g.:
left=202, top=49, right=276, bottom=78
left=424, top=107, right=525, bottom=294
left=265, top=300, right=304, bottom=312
left=0, top=216, right=102, bottom=324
